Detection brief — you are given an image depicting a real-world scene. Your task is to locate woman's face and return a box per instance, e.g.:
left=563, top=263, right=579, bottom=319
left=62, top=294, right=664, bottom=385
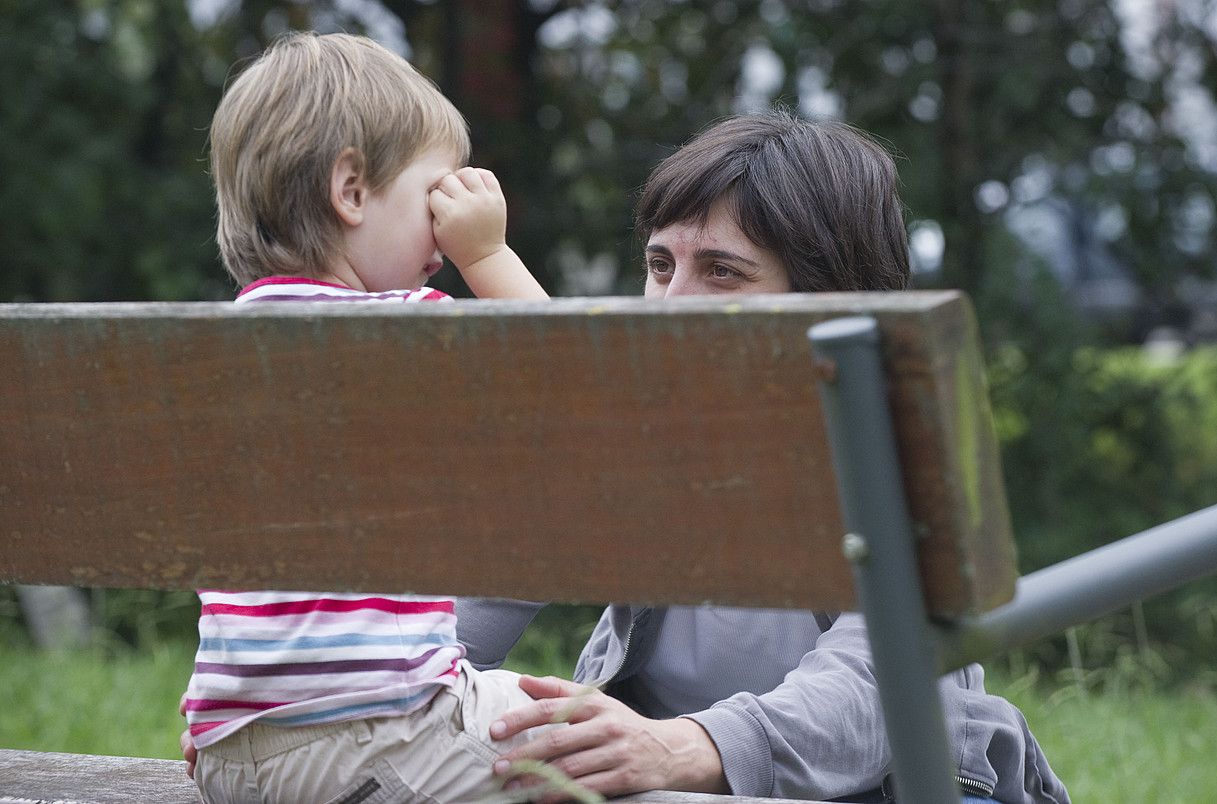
left=643, top=199, right=791, bottom=298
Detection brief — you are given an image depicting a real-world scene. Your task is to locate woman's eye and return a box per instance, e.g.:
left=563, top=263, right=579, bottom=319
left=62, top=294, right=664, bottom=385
left=710, top=263, right=743, bottom=281
left=646, top=258, right=673, bottom=277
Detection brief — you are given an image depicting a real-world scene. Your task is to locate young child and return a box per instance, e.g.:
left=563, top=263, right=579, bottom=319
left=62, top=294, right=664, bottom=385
left=185, top=31, right=550, bottom=804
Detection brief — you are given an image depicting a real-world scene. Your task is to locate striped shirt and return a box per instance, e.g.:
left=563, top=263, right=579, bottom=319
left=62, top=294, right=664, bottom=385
left=234, top=275, right=452, bottom=304
left=185, top=276, right=463, bottom=748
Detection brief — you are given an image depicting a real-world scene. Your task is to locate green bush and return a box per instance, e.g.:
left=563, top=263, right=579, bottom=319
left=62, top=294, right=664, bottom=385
left=990, top=344, right=1217, bottom=569
left=988, top=344, right=1217, bottom=677
left=0, top=585, right=199, bottom=649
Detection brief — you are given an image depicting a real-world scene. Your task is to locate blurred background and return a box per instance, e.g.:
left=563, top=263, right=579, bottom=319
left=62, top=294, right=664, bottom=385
left=2, top=1, right=1216, bottom=799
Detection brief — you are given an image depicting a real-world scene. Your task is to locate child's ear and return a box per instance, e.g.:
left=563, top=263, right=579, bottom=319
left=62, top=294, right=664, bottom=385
left=330, top=148, right=368, bottom=227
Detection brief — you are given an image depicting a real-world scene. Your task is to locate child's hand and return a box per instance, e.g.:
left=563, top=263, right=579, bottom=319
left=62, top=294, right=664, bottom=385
left=179, top=691, right=197, bottom=779
left=429, top=166, right=547, bottom=300
left=429, top=167, right=509, bottom=271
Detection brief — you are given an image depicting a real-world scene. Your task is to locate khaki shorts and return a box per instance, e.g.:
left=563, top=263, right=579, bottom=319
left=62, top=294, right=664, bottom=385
left=195, top=661, right=559, bottom=804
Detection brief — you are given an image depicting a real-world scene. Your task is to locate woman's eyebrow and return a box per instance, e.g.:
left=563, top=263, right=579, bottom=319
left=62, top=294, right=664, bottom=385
left=645, top=244, right=760, bottom=267
left=696, top=248, right=759, bottom=266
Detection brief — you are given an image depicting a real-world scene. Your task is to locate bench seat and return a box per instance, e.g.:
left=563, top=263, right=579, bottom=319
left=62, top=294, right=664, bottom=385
left=0, top=749, right=822, bottom=804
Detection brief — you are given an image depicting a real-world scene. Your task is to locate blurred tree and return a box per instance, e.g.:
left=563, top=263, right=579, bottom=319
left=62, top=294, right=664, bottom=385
left=0, top=0, right=230, bottom=301
left=522, top=0, right=1217, bottom=332
left=378, top=0, right=563, bottom=294
left=527, top=1, right=759, bottom=295
left=6, top=0, right=1212, bottom=316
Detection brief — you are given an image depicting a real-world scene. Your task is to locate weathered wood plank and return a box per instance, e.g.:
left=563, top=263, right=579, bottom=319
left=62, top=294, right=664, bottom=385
left=0, top=750, right=199, bottom=803
left=0, top=292, right=1015, bottom=616
left=0, top=750, right=822, bottom=804
left=615, top=791, right=821, bottom=803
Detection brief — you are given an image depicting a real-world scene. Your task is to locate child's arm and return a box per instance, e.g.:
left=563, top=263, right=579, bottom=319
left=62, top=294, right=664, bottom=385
left=429, top=167, right=548, bottom=300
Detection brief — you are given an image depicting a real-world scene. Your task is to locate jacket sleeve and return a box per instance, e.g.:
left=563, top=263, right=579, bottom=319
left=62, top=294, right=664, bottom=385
left=682, top=612, right=891, bottom=799
left=454, top=597, right=547, bottom=670
left=683, top=612, right=1069, bottom=803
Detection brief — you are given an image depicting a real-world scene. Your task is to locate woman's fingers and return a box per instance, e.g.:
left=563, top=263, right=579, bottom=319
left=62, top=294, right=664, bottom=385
left=497, top=719, right=612, bottom=768
left=494, top=720, right=626, bottom=802
left=518, top=674, right=587, bottom=699
left=491, top=677, right=600, bottom=740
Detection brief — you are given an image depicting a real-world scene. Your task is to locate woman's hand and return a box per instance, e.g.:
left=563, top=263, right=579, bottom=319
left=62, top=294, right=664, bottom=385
left=490, top=675, right=728, bottom=801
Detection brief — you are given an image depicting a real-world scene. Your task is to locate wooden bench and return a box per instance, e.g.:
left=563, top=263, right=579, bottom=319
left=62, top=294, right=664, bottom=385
left=2, top=292, right=1215, bottom=804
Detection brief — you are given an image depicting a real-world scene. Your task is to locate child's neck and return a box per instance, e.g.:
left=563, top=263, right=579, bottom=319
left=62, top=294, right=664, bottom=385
left=314, top=263, right=363, bottom=292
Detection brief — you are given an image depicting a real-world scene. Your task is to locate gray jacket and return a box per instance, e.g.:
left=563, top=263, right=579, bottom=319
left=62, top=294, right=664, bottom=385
left=456, top=599, right=1069, bottom=803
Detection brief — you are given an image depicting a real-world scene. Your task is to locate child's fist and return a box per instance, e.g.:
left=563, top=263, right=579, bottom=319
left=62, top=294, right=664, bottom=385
left=429, top=167, right=508, bottom=270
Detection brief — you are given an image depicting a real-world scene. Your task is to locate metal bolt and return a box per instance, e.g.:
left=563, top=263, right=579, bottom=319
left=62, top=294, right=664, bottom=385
left=842, top=532, right=869, bottom=563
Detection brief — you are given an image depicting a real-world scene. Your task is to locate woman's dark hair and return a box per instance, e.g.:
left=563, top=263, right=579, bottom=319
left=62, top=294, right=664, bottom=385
left=635, top=110, right=909, bottom=292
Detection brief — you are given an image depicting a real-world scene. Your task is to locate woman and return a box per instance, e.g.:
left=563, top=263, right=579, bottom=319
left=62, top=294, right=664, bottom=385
left=461, top=111, right=1069, bottom=804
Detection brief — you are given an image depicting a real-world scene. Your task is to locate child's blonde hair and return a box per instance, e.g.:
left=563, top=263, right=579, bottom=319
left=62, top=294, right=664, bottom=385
left=210, top=31, right=470, bottom=284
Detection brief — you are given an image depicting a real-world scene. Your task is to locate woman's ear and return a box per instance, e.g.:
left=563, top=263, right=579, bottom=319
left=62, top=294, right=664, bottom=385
left=330, top=148, right=368, bottom=227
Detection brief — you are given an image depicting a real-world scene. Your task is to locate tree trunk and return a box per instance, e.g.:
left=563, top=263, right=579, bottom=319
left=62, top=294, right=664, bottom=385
left=16, top=585, right=91, bottom=649
left=934, top=0, right=984, bottom=298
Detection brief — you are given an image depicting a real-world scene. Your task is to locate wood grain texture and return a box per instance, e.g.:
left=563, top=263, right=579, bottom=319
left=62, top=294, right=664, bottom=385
left=0, top=750, right=819, bottom=804
left=616, top=793, right=820, bottom=804
left=0, top=750, right=200, bottom=803
left=0, top=292, right=1016, bottom=616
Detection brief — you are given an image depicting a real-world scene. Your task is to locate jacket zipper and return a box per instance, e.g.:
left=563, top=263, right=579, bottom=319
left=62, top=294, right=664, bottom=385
left=599, top=606, right=647, bottom=689
left=605, top=616, right=636, bottom=684
left=956, top=774, right=996, bottom=798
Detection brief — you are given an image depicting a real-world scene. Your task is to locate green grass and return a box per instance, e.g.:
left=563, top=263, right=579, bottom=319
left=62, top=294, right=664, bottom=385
left=1, top=640, right=194, bottom=759
left=0, top=606, right=596, bottom=761
left=3, top=638, right=1215, bottom=803
left=986, top=671, right=1217, bottom=803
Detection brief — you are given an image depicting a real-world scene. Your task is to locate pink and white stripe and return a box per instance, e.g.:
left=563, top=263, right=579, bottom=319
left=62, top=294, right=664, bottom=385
left=234, top=275, right=452, bottom=304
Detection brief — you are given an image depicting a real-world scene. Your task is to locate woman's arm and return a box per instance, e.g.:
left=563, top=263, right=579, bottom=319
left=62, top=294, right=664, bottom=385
left=686, top=614, right=1065, bottom=802
left=685, top=612, right=889, bottom=799
left=455, top=597, right=548, bottom=669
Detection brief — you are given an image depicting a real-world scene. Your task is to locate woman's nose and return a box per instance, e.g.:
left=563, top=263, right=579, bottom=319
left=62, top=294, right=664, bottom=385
left=663, top=266, right=699, bottom=297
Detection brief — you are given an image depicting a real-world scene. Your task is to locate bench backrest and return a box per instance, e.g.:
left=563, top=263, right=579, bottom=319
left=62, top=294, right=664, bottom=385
left=0, top=291, right=1014, bottom=618
left=7, top=291, right=1217, bottom=804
